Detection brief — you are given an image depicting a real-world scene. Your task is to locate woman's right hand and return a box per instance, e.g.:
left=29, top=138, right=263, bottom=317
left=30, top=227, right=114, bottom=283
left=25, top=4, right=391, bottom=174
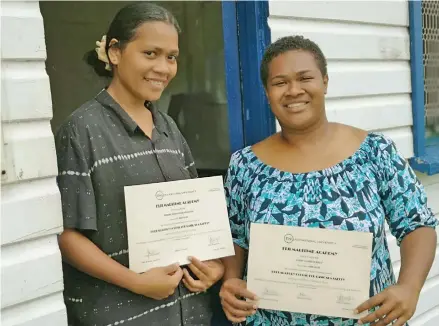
left=130, top=263, right=183, bottom=300
left=219, top=278, right=259, bottom=323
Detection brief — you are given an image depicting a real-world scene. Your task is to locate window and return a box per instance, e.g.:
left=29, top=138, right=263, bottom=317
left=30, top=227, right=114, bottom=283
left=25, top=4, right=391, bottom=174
left=423, top=1, right=439, bottom=145
left=408, top=1, right=439, bottom=175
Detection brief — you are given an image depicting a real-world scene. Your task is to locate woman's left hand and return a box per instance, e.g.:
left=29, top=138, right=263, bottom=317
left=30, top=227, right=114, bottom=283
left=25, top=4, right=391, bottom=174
left=355, top=283, right=420, bottom=325
left=182, top=257, right=224, bottom=292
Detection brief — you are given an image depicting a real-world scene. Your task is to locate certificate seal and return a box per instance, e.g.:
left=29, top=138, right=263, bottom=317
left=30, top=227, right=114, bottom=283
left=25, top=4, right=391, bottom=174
left=155, top=190, right=164, bottom=200
left=284, top=234, right=294, bottom=243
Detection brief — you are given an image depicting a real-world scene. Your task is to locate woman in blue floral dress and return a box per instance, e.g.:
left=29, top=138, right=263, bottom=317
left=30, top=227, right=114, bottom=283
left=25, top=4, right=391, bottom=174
left=219, top=35, right=438, bottom=326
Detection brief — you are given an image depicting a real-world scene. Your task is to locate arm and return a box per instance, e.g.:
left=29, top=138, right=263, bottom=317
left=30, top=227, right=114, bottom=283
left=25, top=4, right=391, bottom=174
left=356, top=136, right=438, bottom=326
left=397, top=227, right=437, bottom=292
left=55, top=124, right=183, bottom=300
left=222, top=244, right=247, bottom=281
left=59, top=229, right=139, bottom=293
left=219, top=152, right=258, bottom=323
left=60, top=229, right=183, bottom=299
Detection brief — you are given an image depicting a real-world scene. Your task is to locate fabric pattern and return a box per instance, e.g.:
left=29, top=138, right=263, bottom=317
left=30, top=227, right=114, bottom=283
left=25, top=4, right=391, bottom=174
left=224, top=132, right=438, bottom=326
left=55, top=89, right=213, bottom=326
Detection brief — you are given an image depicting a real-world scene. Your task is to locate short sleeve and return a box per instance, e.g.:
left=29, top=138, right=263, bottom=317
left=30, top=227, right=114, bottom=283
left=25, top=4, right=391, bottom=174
left=224, top=151, right=248, bottom=249
left=55, top=124, right=97, bottom=231
left=377, top=136, right=438, bottom=245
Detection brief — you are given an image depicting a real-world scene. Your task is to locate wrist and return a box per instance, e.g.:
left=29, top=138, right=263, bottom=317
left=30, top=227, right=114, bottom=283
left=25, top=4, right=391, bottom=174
left=223, top=273, right=241, bottom=282
left=121, top=270, right=142, bottom=294
left=396, top=279, right=423, bottom=295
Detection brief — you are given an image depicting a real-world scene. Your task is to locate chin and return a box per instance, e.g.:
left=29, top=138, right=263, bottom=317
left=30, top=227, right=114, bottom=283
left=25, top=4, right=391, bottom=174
left=141, top=90, right=163, bottom=102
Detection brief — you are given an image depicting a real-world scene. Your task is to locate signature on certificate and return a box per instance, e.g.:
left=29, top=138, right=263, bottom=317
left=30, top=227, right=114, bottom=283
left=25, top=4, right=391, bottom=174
left=144, top=248, right=160, bottom=260
left=208, top=235, right=221, bottom=246
left=336, top=294, right=354, bottom=305
left=263, top=288, right=279, bottom=297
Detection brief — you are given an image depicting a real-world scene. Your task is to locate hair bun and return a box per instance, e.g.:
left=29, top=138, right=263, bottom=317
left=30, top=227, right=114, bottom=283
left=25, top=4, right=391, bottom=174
left=83, top=49, right=112, bottom=78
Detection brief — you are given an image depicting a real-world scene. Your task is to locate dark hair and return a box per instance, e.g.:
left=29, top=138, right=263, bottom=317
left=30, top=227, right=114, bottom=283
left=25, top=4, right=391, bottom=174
left=85, top=3, right=180, bottom=78
left=260, top=35, right=327, bottom=87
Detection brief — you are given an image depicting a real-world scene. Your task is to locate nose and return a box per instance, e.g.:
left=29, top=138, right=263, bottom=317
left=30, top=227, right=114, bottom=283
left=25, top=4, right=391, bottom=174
left=285, top=81, right=304, bottom=97
left=152, top=56, right=171, bottom=75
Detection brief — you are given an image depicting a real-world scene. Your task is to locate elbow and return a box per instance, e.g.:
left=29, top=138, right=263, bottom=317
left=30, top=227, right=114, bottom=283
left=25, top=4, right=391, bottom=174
left=58, top=228, right=81, bottom=257
left=402, top=226, right=437, bottom=249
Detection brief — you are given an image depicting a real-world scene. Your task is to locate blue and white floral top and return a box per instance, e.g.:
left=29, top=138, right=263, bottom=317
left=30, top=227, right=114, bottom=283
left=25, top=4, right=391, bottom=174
left=224, top=132, right=437, bottom=326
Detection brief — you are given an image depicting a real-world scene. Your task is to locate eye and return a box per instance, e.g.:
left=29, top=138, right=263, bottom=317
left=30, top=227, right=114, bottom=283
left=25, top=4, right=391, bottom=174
left=300, top=76, right=313, bottom=82
left=273, top=81, right=286, bottom=87
left=168, top=54, right=178, bottom=62
left=144, top=51, right=156, bottom=58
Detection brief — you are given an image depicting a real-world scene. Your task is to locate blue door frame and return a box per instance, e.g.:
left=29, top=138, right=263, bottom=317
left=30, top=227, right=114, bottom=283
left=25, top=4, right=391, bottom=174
left=221, top=0, right=276, bottom=154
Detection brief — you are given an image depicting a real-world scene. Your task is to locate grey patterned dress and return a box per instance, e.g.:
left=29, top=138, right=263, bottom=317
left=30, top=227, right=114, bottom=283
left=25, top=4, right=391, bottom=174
left=55, top=89, right=214, bottom=326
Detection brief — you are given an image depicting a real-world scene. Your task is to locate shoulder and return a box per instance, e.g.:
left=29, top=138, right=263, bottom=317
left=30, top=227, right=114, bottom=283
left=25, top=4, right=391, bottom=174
left=334, top=123, right=397, bottom=156
left=363, top=131, right=400, bottom=159
left=55, top=98, right=105, bottom=139
left=230, top=146, right=254, bottom=167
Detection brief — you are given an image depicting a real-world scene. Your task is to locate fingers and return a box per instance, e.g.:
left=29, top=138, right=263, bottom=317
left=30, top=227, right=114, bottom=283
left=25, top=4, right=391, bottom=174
left=371, top=308, right=402, bottom=326
left=221, top=298, right=257, bottom=318
left=356, top=292, right=386, bottom=314
left=169, top=267, right=183, bottom=285
left=392, top=317, right=410, bottom=326
left=359, top=302, right=393, bottom=324
left=188, top=257, right=212, bottom=280
left=234, top=286, right=259, bottom=301
left=220, top=291, right=258, bottom=311
left=163, top=263, right=181, bottom=274
left=223, top=308, right=247, bottom=324
left=182, top=268, right=206, bottom=292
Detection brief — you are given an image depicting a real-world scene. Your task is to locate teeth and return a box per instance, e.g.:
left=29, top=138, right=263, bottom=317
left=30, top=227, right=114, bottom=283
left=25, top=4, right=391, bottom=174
left=147, top=80, right=164, bottom=87
left=287, top=103, right=306, bottom=108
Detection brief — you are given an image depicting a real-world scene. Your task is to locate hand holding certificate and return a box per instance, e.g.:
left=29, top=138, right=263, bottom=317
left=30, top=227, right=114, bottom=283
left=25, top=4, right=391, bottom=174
left=124, top=176, right=235, bottom=273
left=247, top=223, right=373, bottom=319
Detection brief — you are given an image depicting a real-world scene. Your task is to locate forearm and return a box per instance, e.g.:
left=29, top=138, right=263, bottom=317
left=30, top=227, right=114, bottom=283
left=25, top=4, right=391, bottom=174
left=397, top=227, right=437, bottom=292
left=222, top=244, right=247, bottom=280
left=59, top=229, right=139, bottom=292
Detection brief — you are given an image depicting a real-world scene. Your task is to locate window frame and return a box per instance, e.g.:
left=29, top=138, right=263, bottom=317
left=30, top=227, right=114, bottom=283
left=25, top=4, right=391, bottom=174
left=408, top=0, right=439, bottom=175
left=221, top=0, right=276, bottom=152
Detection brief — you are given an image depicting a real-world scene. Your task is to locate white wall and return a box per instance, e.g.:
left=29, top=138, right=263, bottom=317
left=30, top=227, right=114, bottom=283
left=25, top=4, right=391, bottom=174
left=268, top=0, right=439, bottom=324
left=1, top=1, right=67, bottom=325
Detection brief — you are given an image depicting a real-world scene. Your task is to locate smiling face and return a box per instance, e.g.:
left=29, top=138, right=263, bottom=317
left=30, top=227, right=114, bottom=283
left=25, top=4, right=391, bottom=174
left=108, top=21, right=179, bottom=102
left=265, top=50, right=328, bottom=131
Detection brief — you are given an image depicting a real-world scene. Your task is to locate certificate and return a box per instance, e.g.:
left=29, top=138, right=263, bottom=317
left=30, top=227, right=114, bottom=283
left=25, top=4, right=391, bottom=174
left=124, top=176, right=235, bottom=273
left=247, top=223, right=373, bottom=319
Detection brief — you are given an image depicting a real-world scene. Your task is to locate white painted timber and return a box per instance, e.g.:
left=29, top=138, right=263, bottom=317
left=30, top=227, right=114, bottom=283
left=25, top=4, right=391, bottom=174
left=268, top=1, right=413, bottom=158
left=1, top=1, right=67, bottom=325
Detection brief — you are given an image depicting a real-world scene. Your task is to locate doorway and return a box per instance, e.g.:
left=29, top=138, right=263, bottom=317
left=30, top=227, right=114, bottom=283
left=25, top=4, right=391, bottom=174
left=40, top=1, right=242, bottom=178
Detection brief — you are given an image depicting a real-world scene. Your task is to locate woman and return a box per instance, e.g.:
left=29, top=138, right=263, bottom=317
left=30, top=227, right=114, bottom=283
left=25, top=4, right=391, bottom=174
left=220, top=35, right=438, bottom=326
left=55, top=3, right=224, bottom=325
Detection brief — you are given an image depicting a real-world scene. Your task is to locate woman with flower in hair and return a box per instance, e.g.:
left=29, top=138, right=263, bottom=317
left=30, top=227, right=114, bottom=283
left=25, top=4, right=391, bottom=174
left=55, top=3, right=224, bottom=325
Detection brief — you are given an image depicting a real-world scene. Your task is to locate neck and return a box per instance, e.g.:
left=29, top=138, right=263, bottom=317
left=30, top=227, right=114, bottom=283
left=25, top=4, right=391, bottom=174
left=280, top=115, right=332, bottom=148
left=107, top=78, right=146, bottom=113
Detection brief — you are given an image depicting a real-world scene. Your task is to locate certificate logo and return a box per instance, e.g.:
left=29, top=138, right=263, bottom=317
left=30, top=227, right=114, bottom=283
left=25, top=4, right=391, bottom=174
left=284, top=234, right=294, bottom=243
left=155, top=190, right=164, bottom=200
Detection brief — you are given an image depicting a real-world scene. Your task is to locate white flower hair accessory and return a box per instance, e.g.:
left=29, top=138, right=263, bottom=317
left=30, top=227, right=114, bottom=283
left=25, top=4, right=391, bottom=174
left=95, top=35, right=111, bottom=71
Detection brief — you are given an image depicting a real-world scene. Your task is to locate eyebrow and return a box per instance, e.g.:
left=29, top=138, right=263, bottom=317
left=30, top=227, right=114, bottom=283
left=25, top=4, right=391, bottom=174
left=144, top=46, right=179, bottom=55
left=271, top=70, right=313, bottom=80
